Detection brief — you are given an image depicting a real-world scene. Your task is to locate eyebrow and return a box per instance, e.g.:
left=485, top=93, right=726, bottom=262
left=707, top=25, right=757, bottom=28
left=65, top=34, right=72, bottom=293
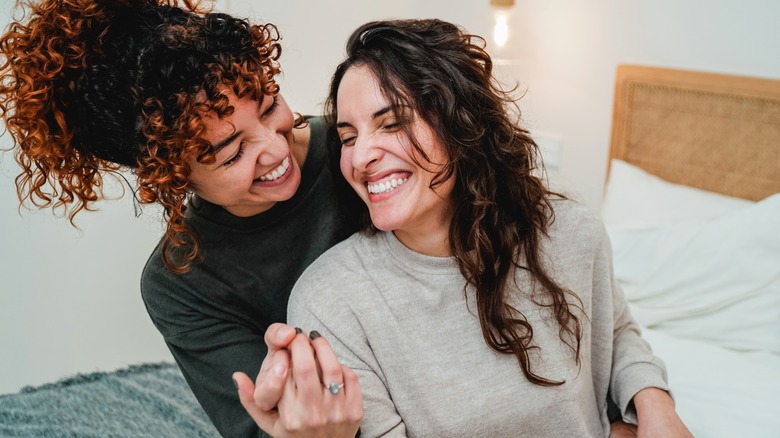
left=336, top=106, right=393, bottom=129
left=211, top=98, right=268, bottom=153
left=212, top=131, right=241, bottom=153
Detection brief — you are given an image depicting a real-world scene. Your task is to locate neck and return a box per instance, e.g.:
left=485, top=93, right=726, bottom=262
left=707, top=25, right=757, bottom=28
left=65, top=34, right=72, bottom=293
left=393, top=220, right=452, bottom=257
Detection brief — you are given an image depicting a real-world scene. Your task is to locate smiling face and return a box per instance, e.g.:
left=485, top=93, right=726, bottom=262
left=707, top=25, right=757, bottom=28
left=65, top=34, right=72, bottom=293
left=336, top=65, right=455, bottom=255
left=186, top=92, right=303, bottom=217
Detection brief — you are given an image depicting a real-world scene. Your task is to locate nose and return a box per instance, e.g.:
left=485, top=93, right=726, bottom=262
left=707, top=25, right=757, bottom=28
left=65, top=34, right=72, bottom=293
left=351, top=132, right=384, bottom=172
left=255, top=129, right=290, bottom=167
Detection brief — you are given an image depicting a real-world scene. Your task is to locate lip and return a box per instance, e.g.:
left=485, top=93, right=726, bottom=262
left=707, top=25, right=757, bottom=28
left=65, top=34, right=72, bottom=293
left=365, top=172, right=411, bottom=202
left=252, top=155, right=294, bottom=187
left=361, top=170, right=411, bottom=184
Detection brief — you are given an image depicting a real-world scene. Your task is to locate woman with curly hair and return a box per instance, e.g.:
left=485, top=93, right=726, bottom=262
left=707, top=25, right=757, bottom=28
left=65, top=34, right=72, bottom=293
left=0, top=0, right=362, bottom=436
left=285, top=19, right=692, bottom=437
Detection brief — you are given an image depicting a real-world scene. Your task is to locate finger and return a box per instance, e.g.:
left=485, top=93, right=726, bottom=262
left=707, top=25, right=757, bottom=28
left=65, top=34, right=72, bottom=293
left=256, top=324, right=296, bottom=388
left=264, top=323, right=297, bottom=351
left=341, top=366, right=364, bottom=421
left=308, top=331, right=344, bottom=395
left=233, top=371, right=277, bottom=434
left=288, top=330, right=322, bottom=399
left=276, top=364, right=298, bottom=413
left=253, top=348, right=290, bottom=411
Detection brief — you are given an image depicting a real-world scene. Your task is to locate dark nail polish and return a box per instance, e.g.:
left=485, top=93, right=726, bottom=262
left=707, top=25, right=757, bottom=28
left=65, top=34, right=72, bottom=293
left=295, top=327, right=303, bottom=334
left=309, top=330, right=321, bottom=340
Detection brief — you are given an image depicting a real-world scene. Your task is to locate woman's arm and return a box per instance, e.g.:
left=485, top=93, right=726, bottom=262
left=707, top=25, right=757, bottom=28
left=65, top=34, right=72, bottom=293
left=633, top=387, right=693, bottom=438
left=595, top=223, right=691, bottom=436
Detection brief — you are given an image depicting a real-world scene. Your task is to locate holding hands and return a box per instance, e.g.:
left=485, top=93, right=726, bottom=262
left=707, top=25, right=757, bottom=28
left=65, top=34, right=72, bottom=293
left=233, top=323, right=363, bottom=438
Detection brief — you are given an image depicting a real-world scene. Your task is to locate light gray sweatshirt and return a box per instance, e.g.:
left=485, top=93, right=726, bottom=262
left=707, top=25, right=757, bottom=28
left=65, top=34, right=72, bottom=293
left=288, top=199, right=668, bottom=437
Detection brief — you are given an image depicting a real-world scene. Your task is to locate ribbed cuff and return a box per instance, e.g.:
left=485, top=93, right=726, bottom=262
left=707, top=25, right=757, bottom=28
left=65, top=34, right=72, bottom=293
left=613, top=362, right=671, bottom=424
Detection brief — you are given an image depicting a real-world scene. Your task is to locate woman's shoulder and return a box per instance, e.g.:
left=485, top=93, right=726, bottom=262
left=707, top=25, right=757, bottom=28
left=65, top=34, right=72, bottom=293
left=549, top=196, right=595, bottom=221
left=296, top=232, right=369, bottom=276
left=548, top=197, right=608, bottom=246
left=290, top=233, right=377, bottom=298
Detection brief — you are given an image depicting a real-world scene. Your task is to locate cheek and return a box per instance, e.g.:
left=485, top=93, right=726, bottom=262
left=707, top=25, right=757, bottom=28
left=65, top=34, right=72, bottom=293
left=275, top=100, right=295, bottom=131
left=279, top=109, right=295, bottom=132
left=339, top=149, right=354, bottom=181
left=185, top=163, right=207, bottom=192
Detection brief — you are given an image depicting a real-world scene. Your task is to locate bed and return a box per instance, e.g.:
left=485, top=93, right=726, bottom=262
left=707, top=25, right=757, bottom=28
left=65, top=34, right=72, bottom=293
left=601, top=65, right=780, bottom=437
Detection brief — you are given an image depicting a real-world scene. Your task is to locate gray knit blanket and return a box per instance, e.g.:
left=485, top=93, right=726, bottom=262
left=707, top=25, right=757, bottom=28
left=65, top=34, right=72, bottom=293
left=0, top=363, right=219, bottom=438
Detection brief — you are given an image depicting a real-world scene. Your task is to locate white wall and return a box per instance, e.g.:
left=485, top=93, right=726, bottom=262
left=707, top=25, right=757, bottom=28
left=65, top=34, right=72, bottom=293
left=0, top=165, right=171, bottom=394
left=2, top=0, right=778, bottom=394
left=0, top=4, right=172, bottom=395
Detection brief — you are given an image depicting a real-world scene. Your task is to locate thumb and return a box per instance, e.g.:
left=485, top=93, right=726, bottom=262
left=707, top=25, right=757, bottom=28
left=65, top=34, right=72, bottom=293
left=233, top=371, right=278, bottom=434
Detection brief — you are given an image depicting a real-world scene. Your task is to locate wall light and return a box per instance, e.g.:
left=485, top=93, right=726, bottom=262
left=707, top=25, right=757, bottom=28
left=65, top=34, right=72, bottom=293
left=490, top=0, right=515, bottom=49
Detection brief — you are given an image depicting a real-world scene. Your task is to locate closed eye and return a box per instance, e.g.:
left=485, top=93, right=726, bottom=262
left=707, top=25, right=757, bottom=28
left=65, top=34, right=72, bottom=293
left=261, top=95, right=279, bottom=119
left=383, top=121, right=401, bottom=131
left=340, top=135, right=357, bottom=147
left=221, top=143, right=244, bottom=167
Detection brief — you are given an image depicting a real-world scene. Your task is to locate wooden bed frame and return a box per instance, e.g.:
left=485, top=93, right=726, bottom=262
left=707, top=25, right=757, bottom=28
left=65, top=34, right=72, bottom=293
left=608, top=65, right=780, bottom=201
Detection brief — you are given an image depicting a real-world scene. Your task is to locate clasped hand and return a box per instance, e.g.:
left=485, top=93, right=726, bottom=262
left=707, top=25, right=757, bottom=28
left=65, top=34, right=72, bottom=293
left=233, top=323, right=363, bottom=438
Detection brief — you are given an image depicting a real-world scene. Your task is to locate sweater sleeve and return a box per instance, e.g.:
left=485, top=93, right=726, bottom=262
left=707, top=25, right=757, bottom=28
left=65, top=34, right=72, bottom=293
left=599, top=228, right=670, bottom=424
left=141, top=262, right=271, bottom=438
left=287, top=258, right=408, bottom=438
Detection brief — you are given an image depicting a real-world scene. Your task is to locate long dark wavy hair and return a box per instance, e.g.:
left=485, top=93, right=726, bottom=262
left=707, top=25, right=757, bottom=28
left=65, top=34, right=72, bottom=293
left=0, top=0, right=291, bottom=273
left=325, top=19, right=583, bottom=385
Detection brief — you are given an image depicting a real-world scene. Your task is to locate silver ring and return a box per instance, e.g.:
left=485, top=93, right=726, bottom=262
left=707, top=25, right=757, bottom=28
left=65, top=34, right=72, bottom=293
left=325, top=382, right=344, bottom=395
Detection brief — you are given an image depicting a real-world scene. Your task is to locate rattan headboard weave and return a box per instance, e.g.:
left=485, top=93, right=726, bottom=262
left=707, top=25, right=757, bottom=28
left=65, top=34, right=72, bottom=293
left=609, top=65, right=780, bottom=201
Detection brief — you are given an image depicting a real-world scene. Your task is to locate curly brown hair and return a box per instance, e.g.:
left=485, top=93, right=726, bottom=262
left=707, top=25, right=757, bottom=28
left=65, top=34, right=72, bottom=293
left=326, top=19, right=584, bottom=386
left=0, top=0, right=286, bottom=273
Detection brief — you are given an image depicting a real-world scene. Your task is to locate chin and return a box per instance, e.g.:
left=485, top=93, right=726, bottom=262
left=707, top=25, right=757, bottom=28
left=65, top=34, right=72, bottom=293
left=368, top=213, right=404, bottom=232
left=275, top=172, right=302, bottom=199
left=372, top=223, right=396, bottom=232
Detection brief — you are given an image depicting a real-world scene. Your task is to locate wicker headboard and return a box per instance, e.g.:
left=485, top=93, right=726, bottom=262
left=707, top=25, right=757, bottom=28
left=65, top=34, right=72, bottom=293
left=608, top=65, right=780, bottom=201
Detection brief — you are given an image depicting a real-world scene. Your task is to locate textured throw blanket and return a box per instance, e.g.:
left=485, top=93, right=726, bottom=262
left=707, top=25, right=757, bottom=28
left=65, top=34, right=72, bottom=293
left=0, top=362, right=219, bottom=438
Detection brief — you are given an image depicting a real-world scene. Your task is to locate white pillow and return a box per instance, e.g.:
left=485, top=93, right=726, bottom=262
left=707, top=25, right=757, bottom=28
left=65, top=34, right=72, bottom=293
left=601, top=159, right=754, bottom=230
left=611, top=194, right=780, bottom=354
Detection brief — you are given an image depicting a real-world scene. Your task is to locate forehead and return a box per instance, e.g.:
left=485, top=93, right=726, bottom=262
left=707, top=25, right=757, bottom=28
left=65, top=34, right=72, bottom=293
left=197, top=91, right=242, bottom=140
left=337, top=66, right=387, bottom=112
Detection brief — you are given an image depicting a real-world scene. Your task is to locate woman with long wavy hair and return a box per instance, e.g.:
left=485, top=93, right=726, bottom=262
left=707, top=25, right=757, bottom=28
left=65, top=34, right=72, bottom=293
left=286, top=18, right=692, bottom=437
left=0, top=1, right=362, bottom=436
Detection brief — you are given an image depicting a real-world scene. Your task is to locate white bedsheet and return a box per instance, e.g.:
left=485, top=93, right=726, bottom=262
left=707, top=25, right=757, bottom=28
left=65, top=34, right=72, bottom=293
left=643, top=327, right=780, bottom=438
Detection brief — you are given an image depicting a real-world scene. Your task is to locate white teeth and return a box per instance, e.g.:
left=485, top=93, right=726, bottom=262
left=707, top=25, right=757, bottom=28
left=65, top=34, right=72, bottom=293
left=367, top=177, right=408, bottom=194
left=259, top=157, right=290, bottom=181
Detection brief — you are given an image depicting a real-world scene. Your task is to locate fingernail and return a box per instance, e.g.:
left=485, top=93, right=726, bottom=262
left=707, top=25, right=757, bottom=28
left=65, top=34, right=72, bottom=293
left=294, top=327, right=303, bottom=334
left=273, top=363, right=286, bottom=377
left=309, top=330, right=321, bottom=340
left=232, top=376, right=238, bottom=390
